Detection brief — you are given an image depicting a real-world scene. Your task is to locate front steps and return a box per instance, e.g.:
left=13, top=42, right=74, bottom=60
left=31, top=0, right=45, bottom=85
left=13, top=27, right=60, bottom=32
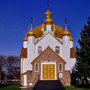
left=33, top=80, right=65, bottom=90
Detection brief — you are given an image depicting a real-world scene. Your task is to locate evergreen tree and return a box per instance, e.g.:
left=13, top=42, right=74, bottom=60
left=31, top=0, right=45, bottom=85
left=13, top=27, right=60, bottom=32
left=76, top=17, right=90, bottom=79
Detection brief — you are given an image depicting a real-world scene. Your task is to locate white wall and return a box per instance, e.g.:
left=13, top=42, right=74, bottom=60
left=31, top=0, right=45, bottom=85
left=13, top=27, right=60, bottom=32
left=35, top=33, right=63, bottom=58
left=63, top=36, right=70, bottom=44
left=22, top=58, right=32, bottom=73
left=63, top=43, right=71, bottom=70
left=24, top=75, right=27, bottom=86
left=70, top=58, right=76, bottom=71
left=27, top=36, right=35, bottom=70
left=21, top=32, right=76, bottom=74
left=23, top=41, right=27, bottom=48
left=62, top=36, right=74, bottom=70
left=70, top=41, right=73, bottom=48
left=43, top=25, right=54, bottom=35
left=46, top=25, right=52, bottom=32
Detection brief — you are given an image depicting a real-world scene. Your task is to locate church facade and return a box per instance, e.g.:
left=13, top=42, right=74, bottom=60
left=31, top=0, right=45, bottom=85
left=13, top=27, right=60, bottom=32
left=20, top=8, right=76, bottom=88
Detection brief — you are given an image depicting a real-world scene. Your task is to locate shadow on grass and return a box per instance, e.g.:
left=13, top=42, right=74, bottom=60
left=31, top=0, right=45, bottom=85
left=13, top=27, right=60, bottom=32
left=76, top=84, right=90, bottom=88
left=66, top=84, right=90, bottom=90
left=0, top=84, right=8, bottom=88
left=0, top=84, right=21, bottom=88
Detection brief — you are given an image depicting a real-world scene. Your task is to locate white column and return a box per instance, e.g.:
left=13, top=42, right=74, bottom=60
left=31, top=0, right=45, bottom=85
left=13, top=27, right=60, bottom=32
left=70, top=41, right=73, bottom=48
left=27, top=36, right=35, bottom=70
left=23, top=41, right=27, bottom=48
left=62, top=36, right=71, bottom=70
left=24, top=75, right=27, bottom=86
left=63, top=36, right=70, bottom=44
left=46, top=25, right=51, bottom=32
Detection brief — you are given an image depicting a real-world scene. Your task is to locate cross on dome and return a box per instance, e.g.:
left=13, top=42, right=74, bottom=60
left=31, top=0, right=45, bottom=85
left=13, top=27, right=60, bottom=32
left=27, top=24, right=34, bottom=36
left=30, top=17, right=33, bottom=24
left=63, top=17, right=70, bottom=36
left=47, top=0, right=50, bottom=10
left=23, top=28, right=28, bottom=41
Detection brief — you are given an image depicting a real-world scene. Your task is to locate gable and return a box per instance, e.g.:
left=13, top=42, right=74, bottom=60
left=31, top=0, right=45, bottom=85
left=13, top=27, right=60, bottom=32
left=31, top=46, right=66, bottom=64
left=35, top=32, right=63, bottom=45
left=35, top=32, right=63, bottom=58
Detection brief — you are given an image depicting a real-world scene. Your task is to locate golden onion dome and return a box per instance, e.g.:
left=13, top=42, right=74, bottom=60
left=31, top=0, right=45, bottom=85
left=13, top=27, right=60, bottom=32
left=33, top=24, right=64, bottom=38
left=63, top=24, right=70, bottom=36
left=70, top=35, right=73, bottom=41
left=31, top=8, right=65, bottom=39
left=53, top=24, right=64, bottom=38
left=44, top=8, right=53, bottom=25
left=27, top=24, right=34, bottom=36
left=33, top=24, right=44, bottom=38
left=23, top=35, right=28, bottom=41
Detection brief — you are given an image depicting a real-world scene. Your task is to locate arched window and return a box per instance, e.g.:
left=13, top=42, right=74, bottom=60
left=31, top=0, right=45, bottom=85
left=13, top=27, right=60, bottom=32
left=38, top=46, right=42, bottom=54
left=44, top=26, right=46, bottom=31
left=35, top=63, right=39, bottom=72
left=51, top=25, right=54, bottom=31
left=55, top=46, right=60, bottom=54
left=58, top=63, right=63, bottom=72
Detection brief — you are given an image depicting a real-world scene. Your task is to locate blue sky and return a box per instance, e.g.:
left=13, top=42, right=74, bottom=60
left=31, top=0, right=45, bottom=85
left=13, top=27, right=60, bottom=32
left=0, top=0, right=90, bottom=56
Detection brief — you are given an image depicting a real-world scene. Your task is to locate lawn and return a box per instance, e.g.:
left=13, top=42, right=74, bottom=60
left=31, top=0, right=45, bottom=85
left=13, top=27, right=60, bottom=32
left=0, top=84, right=21, bottom=90
left=0, top=85, right=90, bottom=90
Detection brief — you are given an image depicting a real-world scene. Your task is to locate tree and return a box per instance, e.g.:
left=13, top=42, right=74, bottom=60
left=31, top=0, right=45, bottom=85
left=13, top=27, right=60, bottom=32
left=0, top=61, right=1, bottom=80
left=0, top=55, right=7, bottom=80
left=76, top=17, right=90, bottom=79
left=6, top=56, right=20, bottom=79
left=0, top=55, right=20, bottom=80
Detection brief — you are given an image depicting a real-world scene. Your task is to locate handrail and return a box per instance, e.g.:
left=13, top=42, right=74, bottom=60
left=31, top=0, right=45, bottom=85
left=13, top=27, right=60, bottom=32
left=32, top=74, right=39, bottom=87
left=58, top=73, right=66, bottom=87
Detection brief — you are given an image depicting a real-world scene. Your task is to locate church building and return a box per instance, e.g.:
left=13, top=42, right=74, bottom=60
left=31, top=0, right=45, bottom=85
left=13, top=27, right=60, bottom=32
left=20, top=8, right=76, bottom=88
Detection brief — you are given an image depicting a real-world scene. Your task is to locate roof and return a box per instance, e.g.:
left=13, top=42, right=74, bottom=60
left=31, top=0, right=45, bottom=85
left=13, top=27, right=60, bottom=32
left=31, top=46, right=66, bottom=64
left=33, top=23, right=64, bottom=39
left=33, top=24, right=44, bottom=38
left=20, top=47, right=27, bottom=58
left=70, top=47, right=76, bottom=58
left=53, top=24, right=63, bottom=38
left=23, top=35, right=28, bottom=41
left=35, top=32, right=63, bottom=45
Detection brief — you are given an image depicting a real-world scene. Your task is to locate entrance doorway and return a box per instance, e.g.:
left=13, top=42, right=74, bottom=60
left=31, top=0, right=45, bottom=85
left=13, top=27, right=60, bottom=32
left=42, top=64, right=55, bottom=80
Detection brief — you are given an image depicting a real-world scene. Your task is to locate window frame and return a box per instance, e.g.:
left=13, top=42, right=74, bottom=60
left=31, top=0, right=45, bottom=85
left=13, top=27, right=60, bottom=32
left=38, top=46, right=42, bottom=54
left=51, top=25, right=54, bottom=31
left=44, top=26, right=46, bottom=31
left=58, top=63, right=63, bottom=72
left=55, top=46, right=60, bottom=54
left=35, top=63, right=39, bottom=72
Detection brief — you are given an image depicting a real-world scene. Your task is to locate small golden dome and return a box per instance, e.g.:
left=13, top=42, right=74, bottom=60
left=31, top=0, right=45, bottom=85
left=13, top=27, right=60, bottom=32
left=70, top=35, right=73, bottom=41
left=63, top=24, right=70, bottom=36
left=23, top=35, right=27, bottom=41
left=44, top=8, right=53, bottom=25
left=45, top=8, right=52, bottom=16
left=27, top=24, right=34, bottom=36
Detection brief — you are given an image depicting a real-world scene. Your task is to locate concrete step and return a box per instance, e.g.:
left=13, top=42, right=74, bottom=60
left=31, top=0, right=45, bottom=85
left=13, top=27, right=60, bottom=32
left=33, top=80, right=65, bottom=90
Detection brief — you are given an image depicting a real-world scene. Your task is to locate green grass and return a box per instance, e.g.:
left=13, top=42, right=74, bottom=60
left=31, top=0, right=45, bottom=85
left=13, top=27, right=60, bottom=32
left=0, top=84, right=21, bottom=90
left=0, top=85, right=90, bottom=90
